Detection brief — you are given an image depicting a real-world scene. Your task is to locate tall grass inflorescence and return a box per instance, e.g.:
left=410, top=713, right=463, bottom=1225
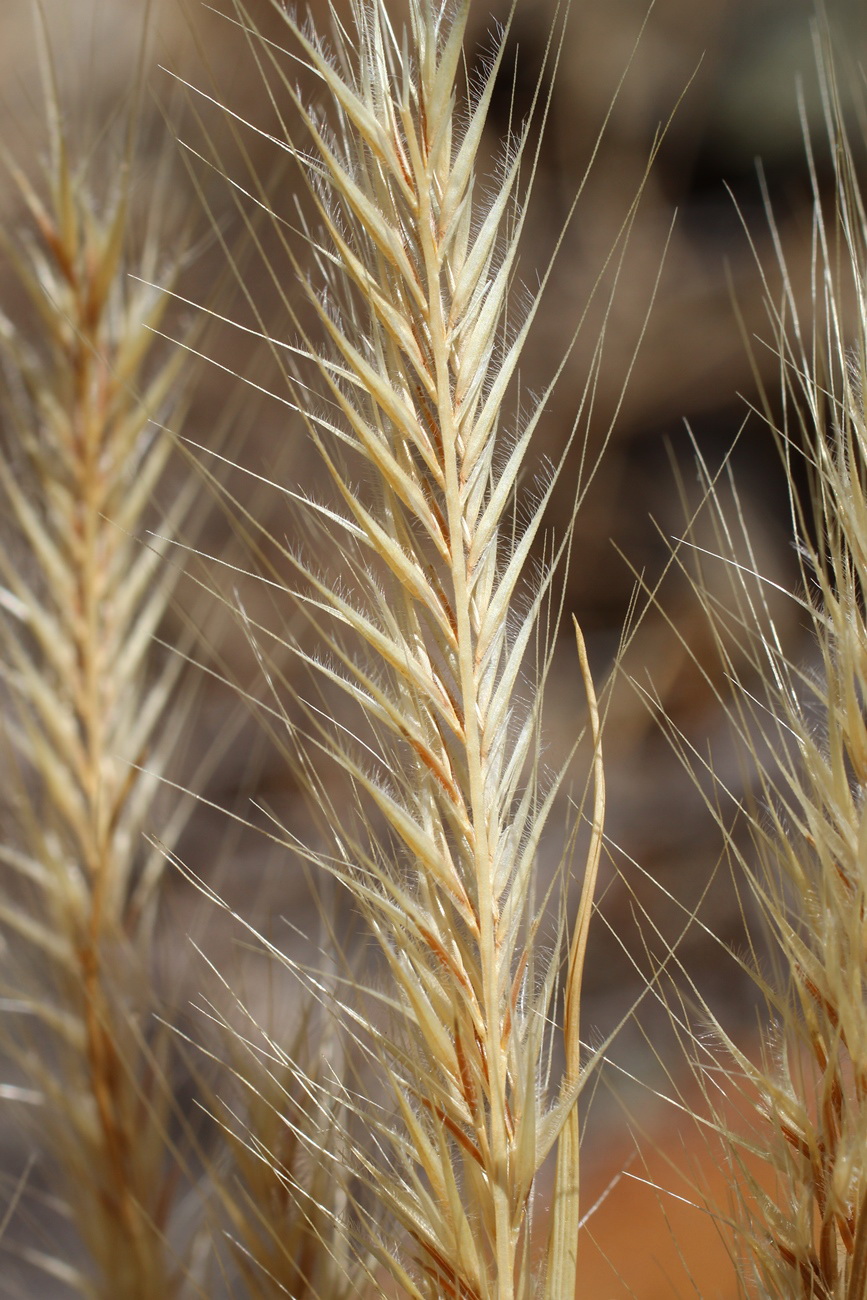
left=0, top=30, right=201, bottom=1299
left=184, top=1, right=613, bottom=1294
left=656, top=45, right=867, bottom=1300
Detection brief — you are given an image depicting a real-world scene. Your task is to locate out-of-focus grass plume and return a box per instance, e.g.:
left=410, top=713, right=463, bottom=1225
left=0, top=13, right=204, bottom=1297
left=647, top=38, right=867, bottom=1299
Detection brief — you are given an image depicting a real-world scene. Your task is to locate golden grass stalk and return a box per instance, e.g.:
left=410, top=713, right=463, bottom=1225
left=0, top=39, right=200, bottom=1299
left=185, top=1, right=624, bottom=1294
left=648, top=40, right=867, bottom=1298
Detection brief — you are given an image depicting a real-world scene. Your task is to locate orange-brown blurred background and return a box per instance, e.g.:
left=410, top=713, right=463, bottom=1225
left=3, top=0, right=864, bottom=1294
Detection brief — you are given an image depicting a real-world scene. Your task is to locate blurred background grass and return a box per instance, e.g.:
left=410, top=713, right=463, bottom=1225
left=2, top=0, right=863, bottom=1294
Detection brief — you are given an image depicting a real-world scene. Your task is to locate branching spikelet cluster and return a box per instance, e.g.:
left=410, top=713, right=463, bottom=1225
left=188, top=1, right=610, bottom=1296
left=0, top=50, right=199, bottom=1300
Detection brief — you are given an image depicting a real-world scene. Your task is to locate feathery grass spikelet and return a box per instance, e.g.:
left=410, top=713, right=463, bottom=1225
left=651, top=38, right=867, bottom=1298
left=188, top=1, right=617, bottom=1295
left=194, top=954, right=373, bottom=1300
left=0, top=33, right=202, bottom=1298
